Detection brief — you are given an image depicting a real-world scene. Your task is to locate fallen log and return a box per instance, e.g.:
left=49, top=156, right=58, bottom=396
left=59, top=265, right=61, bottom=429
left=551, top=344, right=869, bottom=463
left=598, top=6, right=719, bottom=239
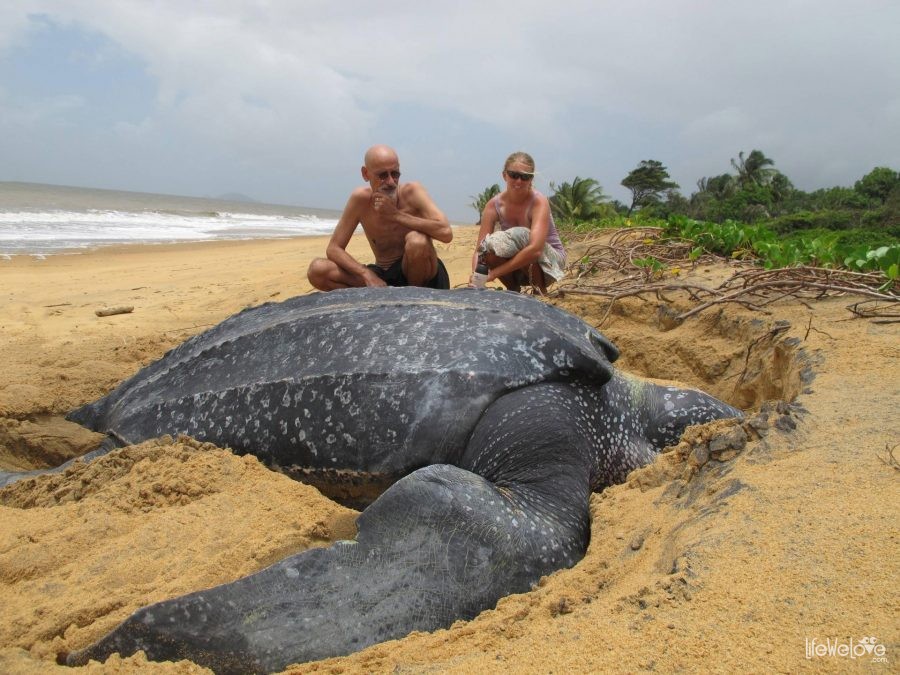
left=95, top=306, right=134, bottom=317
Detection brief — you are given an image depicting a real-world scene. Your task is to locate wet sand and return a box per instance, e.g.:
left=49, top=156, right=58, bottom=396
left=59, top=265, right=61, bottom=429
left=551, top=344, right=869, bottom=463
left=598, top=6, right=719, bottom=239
left=1, top=227, right=897, bottom=673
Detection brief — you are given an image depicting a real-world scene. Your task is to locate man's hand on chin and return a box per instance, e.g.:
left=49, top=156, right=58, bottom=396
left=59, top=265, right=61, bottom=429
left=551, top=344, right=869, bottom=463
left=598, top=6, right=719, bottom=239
left=371, top=190, right=399, bottom=219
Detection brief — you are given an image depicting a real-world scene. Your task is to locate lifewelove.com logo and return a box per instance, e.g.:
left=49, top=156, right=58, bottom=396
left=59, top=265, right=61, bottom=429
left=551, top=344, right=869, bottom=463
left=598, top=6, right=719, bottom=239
left=805, top=636, right=888, bottom=663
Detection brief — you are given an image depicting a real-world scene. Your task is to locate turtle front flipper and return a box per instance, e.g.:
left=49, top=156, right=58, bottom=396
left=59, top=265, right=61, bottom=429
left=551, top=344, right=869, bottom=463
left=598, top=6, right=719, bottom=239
left=0, top=436, right=122, bottom=488
left=637, top=379, right=744, bottom=450
left=64, top=388, right=598, bottom=673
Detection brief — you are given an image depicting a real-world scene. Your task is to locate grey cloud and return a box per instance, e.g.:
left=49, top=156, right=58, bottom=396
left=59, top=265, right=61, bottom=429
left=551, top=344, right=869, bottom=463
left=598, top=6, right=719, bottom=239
left=3, top=1, right=899, bottom=218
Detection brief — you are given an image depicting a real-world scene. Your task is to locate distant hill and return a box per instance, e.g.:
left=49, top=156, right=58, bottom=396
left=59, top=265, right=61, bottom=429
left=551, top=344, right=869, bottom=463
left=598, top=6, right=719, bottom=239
left=215, top=192, right=259, bottom=204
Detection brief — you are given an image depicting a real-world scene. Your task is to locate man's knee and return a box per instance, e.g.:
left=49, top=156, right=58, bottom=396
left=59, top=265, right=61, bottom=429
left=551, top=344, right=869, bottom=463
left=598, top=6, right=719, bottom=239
left=307, top=257, right=334, bottom=289
left=307, top=257, right=327, bottom=278
left=402, top=232, right=438, bottom=283
left=404, top=231, right=433, bottom=258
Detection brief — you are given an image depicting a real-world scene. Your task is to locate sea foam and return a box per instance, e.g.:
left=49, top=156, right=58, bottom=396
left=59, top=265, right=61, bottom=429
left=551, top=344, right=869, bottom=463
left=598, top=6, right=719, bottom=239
left=0, top=183, right=341, bottom=255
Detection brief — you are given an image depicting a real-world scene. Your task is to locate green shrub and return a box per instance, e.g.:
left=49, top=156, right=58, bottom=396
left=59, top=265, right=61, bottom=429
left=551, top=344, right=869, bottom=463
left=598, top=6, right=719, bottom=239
left=662, top=215, right=899, bottom=276
left=844, top=245, right=900, bottom=281
left=767, top=210, right=860, bottom=234
left=782, top=227, right=899, bottom=250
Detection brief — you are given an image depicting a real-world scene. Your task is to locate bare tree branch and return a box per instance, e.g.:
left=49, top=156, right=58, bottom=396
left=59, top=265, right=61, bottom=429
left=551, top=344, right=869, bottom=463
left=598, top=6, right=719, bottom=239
left=553, top=228, right=899, bottom=324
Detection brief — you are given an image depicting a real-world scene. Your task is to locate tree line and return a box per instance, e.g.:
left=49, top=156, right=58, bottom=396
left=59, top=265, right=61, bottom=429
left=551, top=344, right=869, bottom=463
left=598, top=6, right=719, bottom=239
left=470, top=150, right=900, bottom=238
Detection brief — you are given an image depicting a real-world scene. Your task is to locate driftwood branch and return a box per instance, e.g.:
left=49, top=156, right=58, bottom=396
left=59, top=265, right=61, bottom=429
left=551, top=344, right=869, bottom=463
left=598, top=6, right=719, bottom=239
left=95, top=306, right=134, bottom=317
left=554, top=228, right=899, bottom=324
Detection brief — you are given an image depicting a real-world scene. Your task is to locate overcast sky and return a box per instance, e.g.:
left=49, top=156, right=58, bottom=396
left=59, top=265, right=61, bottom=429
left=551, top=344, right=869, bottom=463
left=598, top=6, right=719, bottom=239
left=2, top=1, right=898, bottom=222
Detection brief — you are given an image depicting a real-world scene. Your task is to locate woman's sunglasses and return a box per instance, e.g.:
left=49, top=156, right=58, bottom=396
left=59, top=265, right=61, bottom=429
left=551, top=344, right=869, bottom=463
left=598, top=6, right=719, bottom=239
left=506, top=170, right=534, bottom=181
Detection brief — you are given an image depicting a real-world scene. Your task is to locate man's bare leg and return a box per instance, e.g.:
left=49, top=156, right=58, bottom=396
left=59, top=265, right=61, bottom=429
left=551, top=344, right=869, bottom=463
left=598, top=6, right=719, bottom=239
left=401, top=231, right=439, bottom=286
left=307, top=258, right=366, bottom=291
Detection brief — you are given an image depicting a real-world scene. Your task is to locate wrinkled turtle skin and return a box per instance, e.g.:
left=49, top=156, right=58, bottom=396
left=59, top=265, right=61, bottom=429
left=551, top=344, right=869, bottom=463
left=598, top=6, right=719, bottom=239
left=38, top=287, right=740, bottom=674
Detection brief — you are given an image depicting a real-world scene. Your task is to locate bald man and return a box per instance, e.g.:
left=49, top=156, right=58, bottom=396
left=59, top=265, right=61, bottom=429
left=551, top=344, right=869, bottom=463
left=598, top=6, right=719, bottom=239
left=307, top=145, right=453, bottom=290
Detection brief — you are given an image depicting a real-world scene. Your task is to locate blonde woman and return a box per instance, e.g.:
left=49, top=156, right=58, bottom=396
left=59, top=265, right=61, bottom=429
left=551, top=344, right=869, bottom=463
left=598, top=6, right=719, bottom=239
left=472, top=152, right=566, bottom=294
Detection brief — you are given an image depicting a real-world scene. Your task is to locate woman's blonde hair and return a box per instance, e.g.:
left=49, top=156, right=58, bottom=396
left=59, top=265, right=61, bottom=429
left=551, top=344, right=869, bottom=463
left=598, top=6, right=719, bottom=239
left=503, top=152, right=535, bottom=172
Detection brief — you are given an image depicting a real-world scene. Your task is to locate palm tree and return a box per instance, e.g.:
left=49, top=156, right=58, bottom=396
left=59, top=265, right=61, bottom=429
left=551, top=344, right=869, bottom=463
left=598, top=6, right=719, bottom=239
left=469, top=184, right=501, bottom=223
left=731, top=150, right=775, bottom=187
left=690, top=174, right=736, bottom=220
left=695, top=174, right=737, bottom=201
left=769, top=171, right=795, bottom=203
left=548, top=177, right=607, bottom=223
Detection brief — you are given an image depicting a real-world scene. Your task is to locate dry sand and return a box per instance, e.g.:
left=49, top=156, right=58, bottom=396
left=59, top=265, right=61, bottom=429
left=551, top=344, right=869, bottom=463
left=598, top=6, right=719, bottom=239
left=0, top=228, right=897, bottom=673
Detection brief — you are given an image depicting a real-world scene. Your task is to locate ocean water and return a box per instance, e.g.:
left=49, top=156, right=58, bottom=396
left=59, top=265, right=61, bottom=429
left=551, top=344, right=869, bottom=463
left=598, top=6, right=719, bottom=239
left=0, top=182, right=342, bottom=256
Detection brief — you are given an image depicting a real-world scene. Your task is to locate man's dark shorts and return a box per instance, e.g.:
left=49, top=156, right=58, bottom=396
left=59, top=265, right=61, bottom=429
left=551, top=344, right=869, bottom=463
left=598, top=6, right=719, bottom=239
left=366, top=258, right=450, bottom=289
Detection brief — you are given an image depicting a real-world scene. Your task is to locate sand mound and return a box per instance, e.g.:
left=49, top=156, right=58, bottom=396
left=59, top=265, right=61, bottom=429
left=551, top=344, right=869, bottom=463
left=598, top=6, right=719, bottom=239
left=0, top=436, right=357, bottom=670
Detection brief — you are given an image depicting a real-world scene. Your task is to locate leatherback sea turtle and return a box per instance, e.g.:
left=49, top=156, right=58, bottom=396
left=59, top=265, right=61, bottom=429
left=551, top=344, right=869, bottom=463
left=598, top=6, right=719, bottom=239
left=48, top=287, right=739, bottom=673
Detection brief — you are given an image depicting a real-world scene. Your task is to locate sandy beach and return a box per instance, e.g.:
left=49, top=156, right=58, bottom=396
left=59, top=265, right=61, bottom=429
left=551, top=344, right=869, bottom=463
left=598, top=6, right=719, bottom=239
left=1, top=226, right=897, bottom=673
